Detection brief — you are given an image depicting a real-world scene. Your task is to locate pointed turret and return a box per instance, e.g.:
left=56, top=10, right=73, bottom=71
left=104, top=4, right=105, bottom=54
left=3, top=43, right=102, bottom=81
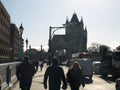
left=19, top=23, right=24, bottom=36
left=19, top=23, right=24, bottom=30
left=63, top=17, right=70, bottom=27
left=84, top=26, right=87, bottom=39
left=80, top=16, right=84, bottom=26
left=65, top=16, right=69, bottom=24
left=70, top=13, right=79, bottom=23
left=84, top=26, right=87, bottom=32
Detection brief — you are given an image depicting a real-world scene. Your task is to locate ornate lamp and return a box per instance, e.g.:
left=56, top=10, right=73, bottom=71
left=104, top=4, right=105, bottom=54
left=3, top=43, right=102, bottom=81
left=18, top=23, right=24, bottom=60
left=19, top=23, right=24, bottom=36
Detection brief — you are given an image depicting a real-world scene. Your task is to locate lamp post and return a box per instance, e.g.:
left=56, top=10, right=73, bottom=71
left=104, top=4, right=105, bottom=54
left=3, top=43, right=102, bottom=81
left=26, top=38, right=28, bottom=50
left=18, top=24, right=24, bottom=60
left=9, top=47, right=12, bottom=62
left=48, top=26, right=66, bottom=64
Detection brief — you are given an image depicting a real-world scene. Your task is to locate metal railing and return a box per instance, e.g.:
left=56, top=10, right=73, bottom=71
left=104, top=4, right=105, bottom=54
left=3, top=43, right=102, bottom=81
left=0, top=62, right=21, bottom=90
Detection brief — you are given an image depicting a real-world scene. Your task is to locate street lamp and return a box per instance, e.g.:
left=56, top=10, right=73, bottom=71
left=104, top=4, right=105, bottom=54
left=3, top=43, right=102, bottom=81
left=26, top=38, right=28, bottom=50
left=18, top=23, right=24, bottom=60
left=48, top=26, right=66, bottom=64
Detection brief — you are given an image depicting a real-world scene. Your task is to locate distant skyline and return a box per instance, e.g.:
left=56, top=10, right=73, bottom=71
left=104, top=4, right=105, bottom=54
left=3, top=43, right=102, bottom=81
left=1, top=0, right=120, bottom=51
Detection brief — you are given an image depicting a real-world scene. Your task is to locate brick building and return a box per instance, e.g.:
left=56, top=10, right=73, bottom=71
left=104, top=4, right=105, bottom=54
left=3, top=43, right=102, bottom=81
left=10, top=24, right=19, bottom=62
left=0, top=1, right=20, bottom=63
left=0, top=1, right=10, bottom=63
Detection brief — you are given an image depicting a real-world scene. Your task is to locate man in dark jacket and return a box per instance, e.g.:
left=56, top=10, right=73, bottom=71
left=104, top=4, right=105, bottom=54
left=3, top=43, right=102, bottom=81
left=16, top=56, right=36, bottom=90
left=43, top=58, right=67, bottom=90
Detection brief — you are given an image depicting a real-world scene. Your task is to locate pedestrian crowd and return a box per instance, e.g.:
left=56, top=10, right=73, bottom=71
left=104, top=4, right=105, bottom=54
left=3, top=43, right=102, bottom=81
left=16, top=56, right=85, bottom=90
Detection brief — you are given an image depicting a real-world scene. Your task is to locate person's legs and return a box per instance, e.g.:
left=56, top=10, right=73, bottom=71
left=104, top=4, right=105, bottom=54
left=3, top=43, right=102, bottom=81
left=70, top=85, right=80, bottom=90
left=76, top=86, right=79, bottom=90
left=26, top=80, right=32, bottom=90
left=26, top=87, right=30, bottom=90
left=49, top=84, right=60, bottom=90
left=21, top=79, right=32, bottom=90
left=69, top=84, right=74, bottom=90
left=21, top=87, right=26, bottom=90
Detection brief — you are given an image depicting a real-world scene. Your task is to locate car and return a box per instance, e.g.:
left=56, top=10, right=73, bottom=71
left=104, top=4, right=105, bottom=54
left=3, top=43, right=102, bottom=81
left=60, top=59, right=69, bottom=66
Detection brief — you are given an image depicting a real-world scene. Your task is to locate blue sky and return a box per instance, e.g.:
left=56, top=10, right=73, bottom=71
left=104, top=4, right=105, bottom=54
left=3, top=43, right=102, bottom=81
left=1, top=0, right=120, bottom=51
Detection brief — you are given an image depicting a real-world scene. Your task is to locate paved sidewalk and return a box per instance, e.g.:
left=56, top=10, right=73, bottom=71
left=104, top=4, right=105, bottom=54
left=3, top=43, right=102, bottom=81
left=5, top=64, right=71, bottom=90
left=5, top=64, right=47, bottom=90
left=4, top=64, right=116, bottom=90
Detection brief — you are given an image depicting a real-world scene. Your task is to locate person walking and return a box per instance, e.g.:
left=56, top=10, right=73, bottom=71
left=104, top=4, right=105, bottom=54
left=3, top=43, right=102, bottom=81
left=67, top=61, right=85, bottom=90
left=16, top=56, right=36, bottom=90
left=43, top=58, right=67, bottom=90
left=33, top=60, right=39, bottom=72
left=40, top=61, right=43, bottom=71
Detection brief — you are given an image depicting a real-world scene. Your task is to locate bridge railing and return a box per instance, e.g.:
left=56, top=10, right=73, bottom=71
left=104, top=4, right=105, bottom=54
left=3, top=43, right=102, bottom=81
left=0, top=62, right=21, bottom=90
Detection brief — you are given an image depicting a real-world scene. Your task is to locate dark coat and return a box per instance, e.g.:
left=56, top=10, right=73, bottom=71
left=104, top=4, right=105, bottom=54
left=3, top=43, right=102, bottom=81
left=67, top=69, right=85, bottom=90
left=43, top=65, right=67, bottom=90
left=16, top=61, right=35, bottom=89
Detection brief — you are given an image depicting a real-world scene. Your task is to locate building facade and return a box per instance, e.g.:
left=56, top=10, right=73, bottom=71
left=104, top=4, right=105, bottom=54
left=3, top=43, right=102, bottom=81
left=51, top=13, right=87, bottom=58
left=0, top=1, right=10, bottom=63
left=0, top=1, right=20, bottom=63
left=10, top=24, right=19, bottom=62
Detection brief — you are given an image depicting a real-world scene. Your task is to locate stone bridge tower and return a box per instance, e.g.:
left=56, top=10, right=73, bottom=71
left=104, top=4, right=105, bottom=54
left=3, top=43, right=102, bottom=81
left=51, top=13, right=87, bottom=59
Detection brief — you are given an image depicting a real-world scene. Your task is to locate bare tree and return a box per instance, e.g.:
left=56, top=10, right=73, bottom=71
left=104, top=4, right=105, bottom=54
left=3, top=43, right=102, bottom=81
left=88, top=43, right=101, bottom=52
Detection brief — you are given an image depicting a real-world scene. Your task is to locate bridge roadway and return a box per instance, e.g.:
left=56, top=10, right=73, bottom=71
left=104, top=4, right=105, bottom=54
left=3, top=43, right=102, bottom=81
left=4, top=64, right=116, bottom=90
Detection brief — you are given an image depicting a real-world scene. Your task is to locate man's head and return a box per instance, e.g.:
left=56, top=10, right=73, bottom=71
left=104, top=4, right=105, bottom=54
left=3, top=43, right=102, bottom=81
left=52, top=58, right=59, bottom=65
left=23, top=56, right=29, bottom=63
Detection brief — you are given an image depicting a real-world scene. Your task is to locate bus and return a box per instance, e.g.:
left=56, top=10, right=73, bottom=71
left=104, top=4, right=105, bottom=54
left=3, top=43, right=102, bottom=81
left=68, top=52, right=93, bottom=80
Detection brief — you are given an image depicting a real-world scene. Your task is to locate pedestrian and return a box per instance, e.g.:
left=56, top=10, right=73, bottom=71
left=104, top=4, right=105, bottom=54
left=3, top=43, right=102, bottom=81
left=43, top=58, right=67, bottom=90
left=16, top=56, right=36, bottom=90
left=33, top=60, right=39, bottom=72
left=40, top=62, right=43, bottom=71
left=67, top=61, right=85, bottom=90
left=116, top=78, right=120, bottom=90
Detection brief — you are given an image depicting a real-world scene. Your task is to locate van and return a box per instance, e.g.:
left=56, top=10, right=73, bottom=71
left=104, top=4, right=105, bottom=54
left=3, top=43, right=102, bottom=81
left=68, top=52, right=93, bottom=80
